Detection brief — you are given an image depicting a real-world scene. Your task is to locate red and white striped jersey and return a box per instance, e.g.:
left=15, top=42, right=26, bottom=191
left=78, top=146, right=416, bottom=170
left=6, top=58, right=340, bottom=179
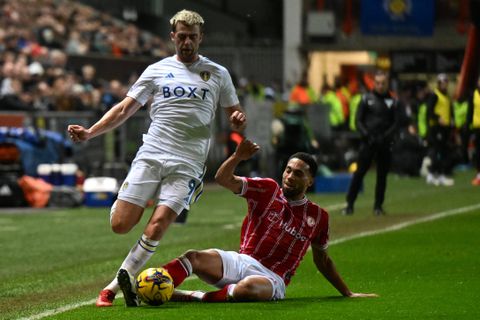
left=238, top=177, right=329, bottom=285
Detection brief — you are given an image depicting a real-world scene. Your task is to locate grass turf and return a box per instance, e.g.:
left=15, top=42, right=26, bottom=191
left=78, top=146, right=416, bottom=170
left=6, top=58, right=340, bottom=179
left=0, top=169, right=479, bottom=319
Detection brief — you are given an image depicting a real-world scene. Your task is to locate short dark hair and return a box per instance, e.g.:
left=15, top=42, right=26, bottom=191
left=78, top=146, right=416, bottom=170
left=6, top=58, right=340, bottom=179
left=288, top=152, right=318, bottom=178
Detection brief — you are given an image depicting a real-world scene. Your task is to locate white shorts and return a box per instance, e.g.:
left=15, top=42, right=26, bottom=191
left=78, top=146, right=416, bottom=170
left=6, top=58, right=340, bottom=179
left=117, top=158, right=204, bottom=214
left=213, top=249, right=286, bottom=300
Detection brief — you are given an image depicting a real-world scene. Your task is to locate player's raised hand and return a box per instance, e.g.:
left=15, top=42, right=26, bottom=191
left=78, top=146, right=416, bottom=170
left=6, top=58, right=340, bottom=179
left=67, top=125, right=91, bottom=143
left=235, top=139, right=259, bottom=161
left=229, top=110, right=246, bottom=132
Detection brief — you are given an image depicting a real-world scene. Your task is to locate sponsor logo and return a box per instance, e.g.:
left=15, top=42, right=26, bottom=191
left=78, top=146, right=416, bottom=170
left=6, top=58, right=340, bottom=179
left=162, top=86, right=210, bottom=100
left=279, top=220, right=308, bottom=241
left=165, top=72, right=175, bottom=78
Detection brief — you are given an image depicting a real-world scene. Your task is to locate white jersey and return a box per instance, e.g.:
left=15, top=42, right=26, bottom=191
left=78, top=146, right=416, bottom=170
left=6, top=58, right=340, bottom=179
left=127, top=55, right=239, bottom=168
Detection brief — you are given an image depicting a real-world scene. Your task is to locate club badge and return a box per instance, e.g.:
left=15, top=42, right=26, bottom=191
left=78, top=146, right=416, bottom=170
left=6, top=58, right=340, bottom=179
left=200, top=71, right=211, bottom=81
left=307, top=216, right=316, bottom=227
left=120, top=181, right=129, bottom=192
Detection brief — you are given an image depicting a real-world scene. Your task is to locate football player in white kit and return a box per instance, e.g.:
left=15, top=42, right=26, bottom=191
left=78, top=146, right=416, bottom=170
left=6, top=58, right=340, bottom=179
left=67, top=9, right=246, bottom=307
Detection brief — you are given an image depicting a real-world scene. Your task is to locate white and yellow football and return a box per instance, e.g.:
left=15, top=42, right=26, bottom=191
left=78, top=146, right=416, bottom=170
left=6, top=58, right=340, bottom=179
left=135, top=267, right=174, bottom=306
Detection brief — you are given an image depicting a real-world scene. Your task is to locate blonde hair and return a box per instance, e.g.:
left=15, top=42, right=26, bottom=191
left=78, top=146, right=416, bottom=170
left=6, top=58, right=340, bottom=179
left=170, top=9, right=204, bottom=31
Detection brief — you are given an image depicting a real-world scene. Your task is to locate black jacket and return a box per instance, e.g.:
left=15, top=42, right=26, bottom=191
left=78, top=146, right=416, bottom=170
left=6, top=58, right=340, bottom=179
left=356, top=91, right=399, bottom=142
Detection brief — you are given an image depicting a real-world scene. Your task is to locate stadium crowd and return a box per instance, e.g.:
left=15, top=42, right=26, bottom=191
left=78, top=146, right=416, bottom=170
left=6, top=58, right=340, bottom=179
left=0, top=0, right=170, bottom=112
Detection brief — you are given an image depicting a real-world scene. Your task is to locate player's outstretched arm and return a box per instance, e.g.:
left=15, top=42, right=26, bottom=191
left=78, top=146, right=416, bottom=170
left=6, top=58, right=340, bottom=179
left=215, top=139, right=259, bottom=194
left=68, top=96, right=142, bottom=143
left=312, top=244, right=378, bottom=298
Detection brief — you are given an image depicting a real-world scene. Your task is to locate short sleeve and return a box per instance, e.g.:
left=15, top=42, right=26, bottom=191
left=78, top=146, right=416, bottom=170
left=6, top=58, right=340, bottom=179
left=238, top=177, right=279, bottom=200
left=313, top=209, right=329, bottom=250
left=127, top=65, right=156, bottom=106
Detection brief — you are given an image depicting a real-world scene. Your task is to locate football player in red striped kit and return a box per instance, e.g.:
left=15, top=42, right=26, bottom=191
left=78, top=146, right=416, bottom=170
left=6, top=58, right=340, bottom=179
left=120, top=139, right=377, bottom=302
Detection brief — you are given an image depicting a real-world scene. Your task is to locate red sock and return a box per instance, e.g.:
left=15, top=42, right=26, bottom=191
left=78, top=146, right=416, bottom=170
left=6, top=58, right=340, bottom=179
left=202, top=285, right=231, bottom=302
left=162, top=259, right=189, bottom=287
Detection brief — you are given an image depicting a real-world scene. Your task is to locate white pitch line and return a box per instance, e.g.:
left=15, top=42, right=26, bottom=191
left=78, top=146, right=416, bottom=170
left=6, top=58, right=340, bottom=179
left=17, top=202, right=480, bottom=320
left=16, top=299, right=97, bottom=320
left=324, top=203, right=347, bottom=211
left=329, top=202, right=480, bottom=245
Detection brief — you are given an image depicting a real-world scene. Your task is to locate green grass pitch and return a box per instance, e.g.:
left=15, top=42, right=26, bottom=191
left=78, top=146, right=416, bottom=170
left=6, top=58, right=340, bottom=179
left=1, top=170, right=479, bottom=320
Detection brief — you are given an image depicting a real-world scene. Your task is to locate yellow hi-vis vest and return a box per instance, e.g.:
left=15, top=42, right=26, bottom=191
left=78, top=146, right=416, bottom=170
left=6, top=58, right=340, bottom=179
left=453, top=100, right=468, bottom=128
left=349, top=94, right=362, bottom=131
left=322, top=90, right=344, bottom=126
left=474, top=89, right=480, bottom=129
left=433, top=88, right=451, bottom=125
left=417, top=102, right=427, bottom=138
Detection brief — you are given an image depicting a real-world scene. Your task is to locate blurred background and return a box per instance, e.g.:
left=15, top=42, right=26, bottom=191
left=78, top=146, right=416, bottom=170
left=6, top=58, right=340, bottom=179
left=0, top=0, right=479, bottom=203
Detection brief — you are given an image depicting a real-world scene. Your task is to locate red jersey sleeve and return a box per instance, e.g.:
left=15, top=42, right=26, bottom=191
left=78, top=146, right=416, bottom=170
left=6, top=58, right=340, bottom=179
left=312, top=208, right=330, bottom=250
left=238, top=177, right=279, bottom=200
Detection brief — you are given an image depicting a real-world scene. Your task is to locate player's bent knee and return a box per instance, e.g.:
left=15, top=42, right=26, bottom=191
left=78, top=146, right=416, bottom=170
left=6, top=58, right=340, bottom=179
left=110, top=211, right=136, bottom=234
left=233, top=279, right=273, bottom=302
left=111, top=218, right=135, bottom=234
left=110, top=200, right=144, bottom=234
left=182, top=249, right=201, bottom=267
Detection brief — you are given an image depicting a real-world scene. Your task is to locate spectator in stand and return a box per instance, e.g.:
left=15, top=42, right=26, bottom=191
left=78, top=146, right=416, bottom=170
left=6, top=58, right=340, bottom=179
left=415, top=82, right=431, bottom=142
left=348, top=84, right=366, bottom=132
left=425, top=74, right=455, bottom=186
left=289, top=71, right=317, bottom=107
left=453, top=94, right=469, bottom=165
left=101, top=80, right=126, bottom=110
left=320, top=83, right=345, bottom=131
left=244, top=76, right=266, bottom=101
left=65, top=30, right=90, bottom=55
left=0, top=0, right=175, bottom=114
left=467, top=76, right=480, bottom=186
left=335, top=77, right=351, bottom=127
left=272, top=105, right=318, bottom=182
left=0, top=77, right=32, bottom=111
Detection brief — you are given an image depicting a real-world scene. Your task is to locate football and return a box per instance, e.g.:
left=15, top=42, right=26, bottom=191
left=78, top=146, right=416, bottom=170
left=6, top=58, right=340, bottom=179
left=135, top=267, right=174, bottom=306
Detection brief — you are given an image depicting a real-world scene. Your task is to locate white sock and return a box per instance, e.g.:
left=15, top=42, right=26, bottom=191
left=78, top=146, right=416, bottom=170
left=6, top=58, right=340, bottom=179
left=104, top=234, right=159, bottom=293
left=191, top=291, right=206, bottom=301
left=104, top=278, right=120, bottom=293
left=227, top=284, right=236, bottom=299
left=171, top=289, right=205, bottom=302
left=178, top=254, right=193, bottom=276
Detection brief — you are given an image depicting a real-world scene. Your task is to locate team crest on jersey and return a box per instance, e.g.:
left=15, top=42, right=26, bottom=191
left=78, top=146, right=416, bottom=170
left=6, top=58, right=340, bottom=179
left=200, top=71, right=211, bottom=81
left=120, top=181, right=129, bottom=192
left=307, top=216, right=315, bottom=227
